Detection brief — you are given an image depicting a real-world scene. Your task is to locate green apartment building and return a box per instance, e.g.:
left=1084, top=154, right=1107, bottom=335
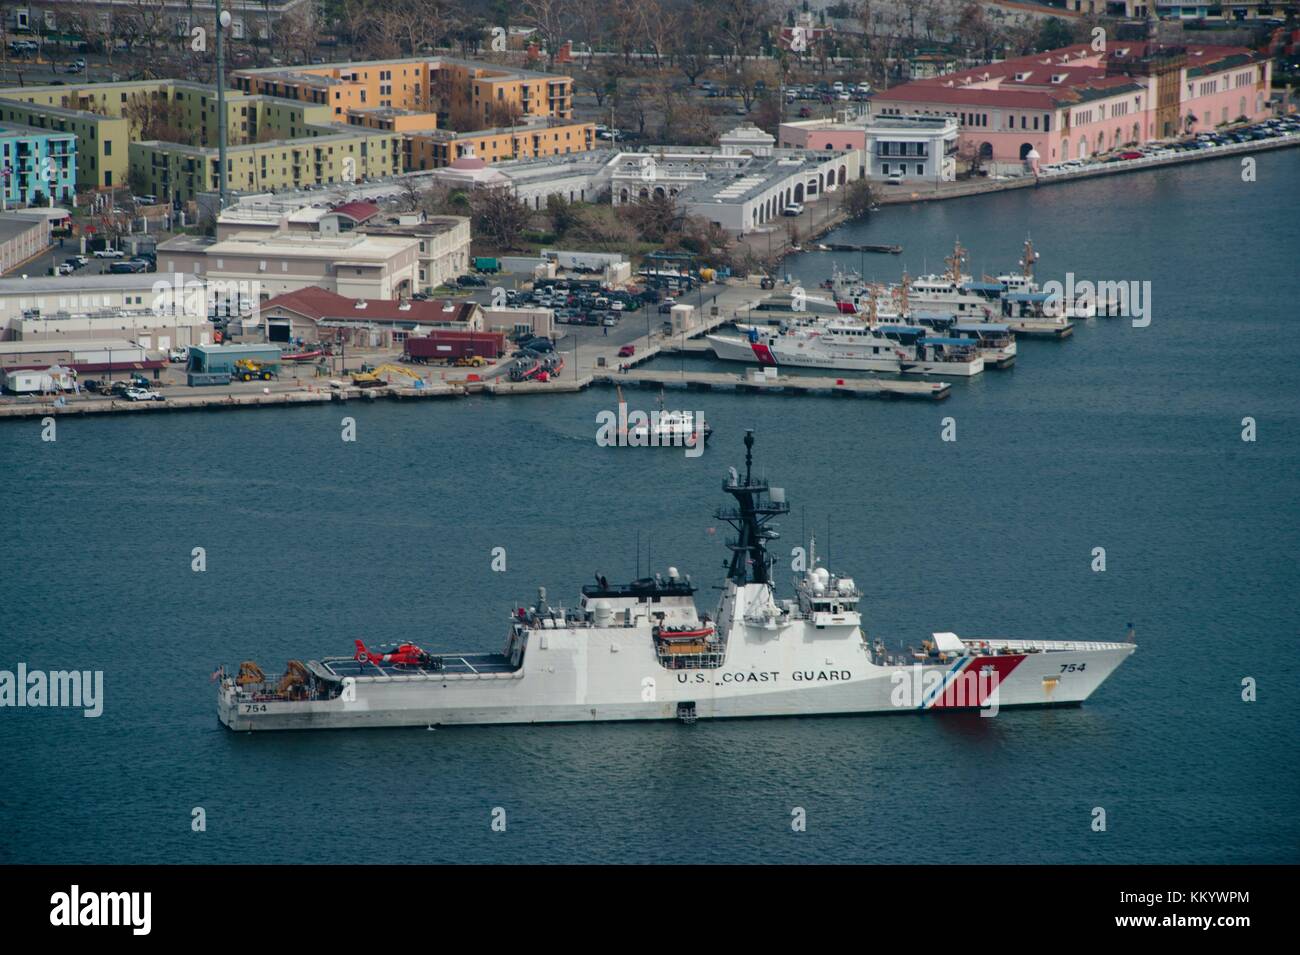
left=0, top=80, right=404, bottom=202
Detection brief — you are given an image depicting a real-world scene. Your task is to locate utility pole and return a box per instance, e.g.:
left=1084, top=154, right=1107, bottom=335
left=215, top=1, right=230, bottom=210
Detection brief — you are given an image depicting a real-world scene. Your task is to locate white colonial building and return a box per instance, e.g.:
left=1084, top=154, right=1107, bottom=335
left=609, top=125, right=862, bottom=235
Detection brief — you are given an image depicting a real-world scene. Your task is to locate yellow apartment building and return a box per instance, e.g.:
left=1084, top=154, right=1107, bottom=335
left=233, top=57, right=575, bottom=126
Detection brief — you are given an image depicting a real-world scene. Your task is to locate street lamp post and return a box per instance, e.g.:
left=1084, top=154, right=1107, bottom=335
left=215, top=2, right=230, bottom=210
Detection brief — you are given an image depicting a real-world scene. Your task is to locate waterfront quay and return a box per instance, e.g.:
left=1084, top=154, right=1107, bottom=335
left=875, top=130, right=1300, bottom=207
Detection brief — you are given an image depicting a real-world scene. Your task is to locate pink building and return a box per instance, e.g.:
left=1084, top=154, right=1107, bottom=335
left=777, top=124, right=867, bottom=152
left=870, top=42, right=1272, bottom=169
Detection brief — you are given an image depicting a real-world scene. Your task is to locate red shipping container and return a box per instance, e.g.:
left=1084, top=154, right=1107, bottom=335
left=405, top=331, right=506, bottom=361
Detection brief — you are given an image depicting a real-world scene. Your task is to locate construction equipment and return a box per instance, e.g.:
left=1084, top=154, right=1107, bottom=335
left=276, top=661, right=311, bottom=697
left=351, top=362, right=425, bottom=388
left=236, top=661, right=266, bottom=686
left=232, top=358, right=274, bottom=382
left=454, top=355, right=487, bottom=368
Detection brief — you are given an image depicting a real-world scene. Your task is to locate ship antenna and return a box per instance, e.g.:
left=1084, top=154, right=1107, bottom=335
left=743, top=429, right=754, bottom=484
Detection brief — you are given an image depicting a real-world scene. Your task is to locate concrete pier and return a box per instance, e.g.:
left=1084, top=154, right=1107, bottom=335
left=598, top=369, right=949, bottom=401
left=1006, top=320, right=1074, bottom=338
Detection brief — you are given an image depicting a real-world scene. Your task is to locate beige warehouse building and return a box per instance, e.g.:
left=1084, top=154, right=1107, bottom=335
left=157, top=231, right=421, bottom=302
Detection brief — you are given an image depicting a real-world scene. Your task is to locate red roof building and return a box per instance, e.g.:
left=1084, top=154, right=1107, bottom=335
left=871, top=41, right=1272, bottom=167
left=260, top=287, right=482, bottom=346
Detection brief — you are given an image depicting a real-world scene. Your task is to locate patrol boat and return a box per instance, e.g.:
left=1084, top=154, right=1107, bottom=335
left=218, top=433, right=1134, bottom=730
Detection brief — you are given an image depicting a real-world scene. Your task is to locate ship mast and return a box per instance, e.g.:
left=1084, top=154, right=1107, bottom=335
left=717, top=431, right=789, bottom=586
left=946, top=239, right=967, bottom=284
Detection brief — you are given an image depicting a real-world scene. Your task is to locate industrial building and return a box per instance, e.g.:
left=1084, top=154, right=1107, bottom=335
left=260, top=287, right=483, bottom=349
left=0, top=338, right=162, bottom=376
left=5, top=308, right=213, bottom=351
left=200, top=191, right=471, bottom=295
left=157, top=230, right=421, bottom=302
left=0, top=272, right=204, bottom=332
left=0, top=214, right=47, bottom=275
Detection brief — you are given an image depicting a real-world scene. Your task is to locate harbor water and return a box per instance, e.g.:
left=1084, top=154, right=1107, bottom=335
left=1, top=149, right=1297, bottom=864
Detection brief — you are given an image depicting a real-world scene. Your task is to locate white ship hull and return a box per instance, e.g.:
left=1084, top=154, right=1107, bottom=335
left=219, top=635, right=1132, bottom=730
left=706, top=333, right=983, bottom=377
left=219, top=581, right=1133, bottom=731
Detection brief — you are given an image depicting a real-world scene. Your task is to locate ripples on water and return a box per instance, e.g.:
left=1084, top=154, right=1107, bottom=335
left=1, top=152, right=1297, bottom=863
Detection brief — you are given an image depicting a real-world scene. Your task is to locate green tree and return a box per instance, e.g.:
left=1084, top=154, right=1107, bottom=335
left=1037, top=17, right=1074, bottom=52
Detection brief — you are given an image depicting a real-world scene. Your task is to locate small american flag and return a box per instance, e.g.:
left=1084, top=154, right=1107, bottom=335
left=210, top=666, right=225, bottom=683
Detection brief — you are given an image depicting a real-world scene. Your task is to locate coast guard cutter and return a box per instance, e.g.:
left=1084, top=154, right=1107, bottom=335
left=219, top=433, right=1134, bottom=730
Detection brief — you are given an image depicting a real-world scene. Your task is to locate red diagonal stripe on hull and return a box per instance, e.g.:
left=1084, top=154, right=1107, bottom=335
left=931, top=655, right=1025, bottom=708
left=750, top=342, right=777, bottom=366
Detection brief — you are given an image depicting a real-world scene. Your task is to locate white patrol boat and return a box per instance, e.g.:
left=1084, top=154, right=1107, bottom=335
left=707, top=318, right=985, bottom=377
left=218, top=433, right=1134, bottom=730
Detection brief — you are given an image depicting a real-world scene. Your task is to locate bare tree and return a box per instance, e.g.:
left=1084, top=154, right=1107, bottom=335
left=735, top=58, right=777, bottom=113
left=520, top=0, right=574, bottom=69
left=625, top=192, right=682, bottom=243
left=472, top=186, right=533, bottom=249
left=714, top=0, right=771, bottom=60
left=125, top=91, right=194, bottom=144
left=673, top=27, right=715, bottom=87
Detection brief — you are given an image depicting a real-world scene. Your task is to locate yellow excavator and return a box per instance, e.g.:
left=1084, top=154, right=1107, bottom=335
left=351, top=362, right=425, bottom=388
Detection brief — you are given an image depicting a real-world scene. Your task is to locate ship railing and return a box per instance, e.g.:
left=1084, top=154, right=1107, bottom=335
left=968, top=638, right=1133, bottom=653
left=656, top=648, right=727, bottom=670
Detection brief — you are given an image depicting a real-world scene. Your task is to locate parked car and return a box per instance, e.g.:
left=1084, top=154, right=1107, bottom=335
left=168, top=347, right=189, bottom=363
left=54, top=263, right=75, bottom=276
left=124, top=387, right=164, bottom=402
left=66, top=255, right=88, bottom=268
left=65, top=59, right=87, bottom=74
left=618, top=344, right=636, bottom=358
left=456, top=274, right=486, bottom=286
left=93, top=248, right=125, bottom=258
left=783, top=202, right=804, bottom=216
